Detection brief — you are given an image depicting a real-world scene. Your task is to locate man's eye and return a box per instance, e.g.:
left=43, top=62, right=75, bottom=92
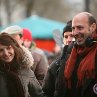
left=72, top=27, right=75, bottom=30
left=72, top=26, right=84, bottom=31
left=77, top=26, right=84, bottom=30
left=79, top=27, right=83, bottom=29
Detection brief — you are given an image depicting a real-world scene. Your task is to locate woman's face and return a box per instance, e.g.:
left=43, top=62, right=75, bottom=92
left=0, top=44, right=15, bottom=63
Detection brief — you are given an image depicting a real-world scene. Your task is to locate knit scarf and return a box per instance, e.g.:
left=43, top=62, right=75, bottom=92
left=64, top=34, right=97, bottom=89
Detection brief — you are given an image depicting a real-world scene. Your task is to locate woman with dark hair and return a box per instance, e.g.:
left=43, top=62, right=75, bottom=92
left=0, top=33, right=44, bottom=97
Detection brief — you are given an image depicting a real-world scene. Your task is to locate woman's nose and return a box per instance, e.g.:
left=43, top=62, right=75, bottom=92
left=3, top=49, right=9, bottom=56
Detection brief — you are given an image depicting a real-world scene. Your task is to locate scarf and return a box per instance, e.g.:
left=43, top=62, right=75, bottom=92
left=64, top=34, right=97, bottom=89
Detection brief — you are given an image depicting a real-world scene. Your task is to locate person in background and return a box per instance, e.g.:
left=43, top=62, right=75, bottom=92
left=59, top=12, right=97, bottom=97
left=0, top=33, right=45, bottom=97
left=22, top=28, right=49, bottom=85
left=62, top=21, right=75, bottom=45
left=42, top=20, right=74, bottom=97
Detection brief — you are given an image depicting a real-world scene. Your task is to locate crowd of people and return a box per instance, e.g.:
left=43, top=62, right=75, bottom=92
left=0, top=12, right=97, bottom=97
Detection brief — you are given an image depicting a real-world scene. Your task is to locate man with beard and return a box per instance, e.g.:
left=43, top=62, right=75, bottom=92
left=63, top=12, right=97, bottom=97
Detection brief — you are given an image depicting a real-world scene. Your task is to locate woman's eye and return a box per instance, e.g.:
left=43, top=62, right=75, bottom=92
left=7, top=45, right=11, bottom=50
left=0, top=49, right=3, bottom=52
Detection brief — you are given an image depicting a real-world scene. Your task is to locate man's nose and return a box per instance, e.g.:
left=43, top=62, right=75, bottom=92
left=72, top=30, right=80, bottom=38
left=72, top=29, right=79, bottom=35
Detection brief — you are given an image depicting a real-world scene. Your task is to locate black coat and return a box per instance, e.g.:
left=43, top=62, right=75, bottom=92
left=0, top=68, right=45, bottom=97
left=42, top=56, right=61, bottom=97
left=0, top=70, right=24, bottom=97
left=75, top=55, right=97, bottom=97
left=43, top=43, right=97, bottom=97
left=42, top=45, right=72, bottom=97
left=0, top=71, right=10, bottom=97
left=55, top=50, right=97, bottom=97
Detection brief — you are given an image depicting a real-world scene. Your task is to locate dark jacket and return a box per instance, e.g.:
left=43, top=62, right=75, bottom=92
left=71, top=54, right=97, bottom=97
left=0, top=70, right=25, bottom=97
left=0, top=71, right=11, bottom=97
left=42, top=56, right=61, bottom=97
left=0, top=65, right=45, bottom=97
left=42, top=45, right=72, bottom=97
left=55, top=46, right=97, bottom=97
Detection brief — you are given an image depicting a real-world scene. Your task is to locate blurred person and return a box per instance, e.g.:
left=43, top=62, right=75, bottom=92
left=63, top=23, right=75, bottom=45
left=23, top=28, right=48, bottom=56
left=0, top=33, right=45, bottom=97
left=53, top=44, right=61, bottom=54
left=22, top=28, right=49, bottom=85
left=48, top=44, right=61, bottom=65
left=57, top=12, right=97, bottom=97
left=42, top=20, right=74, bottom=97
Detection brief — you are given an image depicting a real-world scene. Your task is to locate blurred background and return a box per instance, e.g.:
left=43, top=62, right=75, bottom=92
left=0, top=0, right=97, bottom=26
left=0, top=0, right=97, bottom=54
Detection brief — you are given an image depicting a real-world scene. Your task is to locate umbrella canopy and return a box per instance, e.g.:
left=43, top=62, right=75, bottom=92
left=0, top=15, right=65, bottom=39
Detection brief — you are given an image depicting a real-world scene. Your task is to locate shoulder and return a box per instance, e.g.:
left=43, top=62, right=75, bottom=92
left=18, top=68, right=35, bottom=78
left=48, top=56, right=61, bottom=76
left=32, top=52, right=41, bottom=61
left=50, top=56, right=61, bottom=68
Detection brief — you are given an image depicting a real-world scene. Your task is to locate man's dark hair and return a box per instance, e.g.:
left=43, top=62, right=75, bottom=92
left=85, top=12, right=97, bottom=33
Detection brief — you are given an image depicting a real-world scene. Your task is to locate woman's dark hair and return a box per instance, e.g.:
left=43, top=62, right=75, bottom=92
left=0, top=33, right=24, bottom=70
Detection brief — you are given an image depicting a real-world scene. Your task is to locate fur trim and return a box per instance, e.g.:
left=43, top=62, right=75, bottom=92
left=21, top=45, right=34, bottom=68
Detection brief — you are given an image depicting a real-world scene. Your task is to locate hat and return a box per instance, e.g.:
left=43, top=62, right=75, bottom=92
left=22, top=28, right=33, bottom=41
left=1, top=25, right=23, bottom=35
left=62, top=20, right=72, bottom=37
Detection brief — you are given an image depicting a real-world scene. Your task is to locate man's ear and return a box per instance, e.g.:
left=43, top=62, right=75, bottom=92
left=91, top=23, right=96, bottom=32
